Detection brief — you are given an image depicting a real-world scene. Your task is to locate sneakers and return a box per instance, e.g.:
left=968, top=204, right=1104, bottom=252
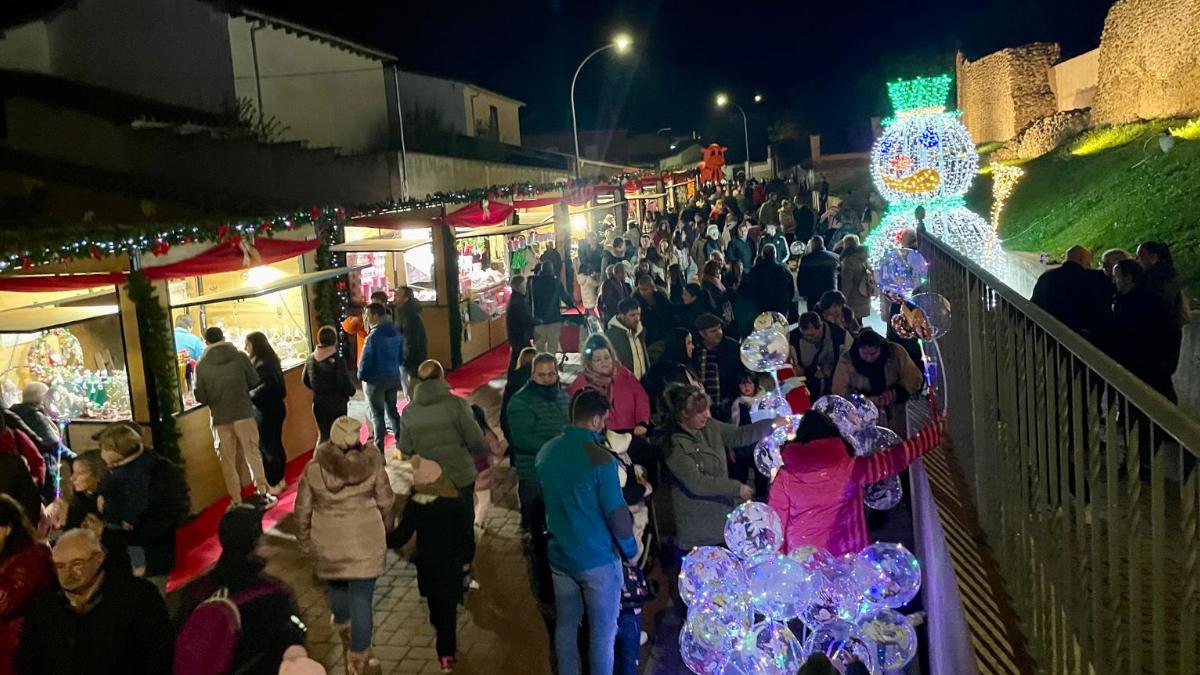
left=438, top=656, right=456, bottom=672
left=248, top=492, right=279, bottom=509
left=268, top=479, right=287, bottom=496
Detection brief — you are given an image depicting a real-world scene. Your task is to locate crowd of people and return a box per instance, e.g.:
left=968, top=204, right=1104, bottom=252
left=1, top=178, right=929, bottom=675
left=1031, top=240, right=1189, bottom=402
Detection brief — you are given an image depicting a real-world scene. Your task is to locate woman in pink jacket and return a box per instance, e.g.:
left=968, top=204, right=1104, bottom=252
left=567, top=334, right=651, bottom=435
left=768, top=409, right=937, bottom=556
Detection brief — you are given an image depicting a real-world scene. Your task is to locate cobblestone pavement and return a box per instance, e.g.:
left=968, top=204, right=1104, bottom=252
left=257, top=381, right=556, bottom=675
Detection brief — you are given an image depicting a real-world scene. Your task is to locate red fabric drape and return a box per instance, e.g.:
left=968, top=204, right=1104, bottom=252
left=563, top=186, right=596, bottom=207
left=0, top=272, right=127, bottom=292
left=512, top=196, right=561, bottom=209
left=444, top=201, right=516, bottom=227
left=141, top=237, right=319, bottom=280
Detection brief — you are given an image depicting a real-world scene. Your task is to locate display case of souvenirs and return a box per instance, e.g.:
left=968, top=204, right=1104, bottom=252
left=0, top=309, right=133, bottom=421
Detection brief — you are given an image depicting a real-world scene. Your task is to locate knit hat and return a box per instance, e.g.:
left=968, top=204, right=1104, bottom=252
left=329, top=416, right=363, bottom=450
left=695, top=313, right=723, bottom=331
left=411, top=456, right=459, bottom=498
left=218, top=504, right=264, bottom=556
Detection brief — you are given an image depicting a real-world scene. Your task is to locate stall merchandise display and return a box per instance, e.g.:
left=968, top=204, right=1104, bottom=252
left=2, top=327, right=132, bottom=420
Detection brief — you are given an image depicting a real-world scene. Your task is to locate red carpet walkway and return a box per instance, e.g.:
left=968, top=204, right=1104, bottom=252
left=167, top=345, right=511, bottom=591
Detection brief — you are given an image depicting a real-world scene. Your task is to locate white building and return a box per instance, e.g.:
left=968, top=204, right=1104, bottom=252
left=0, top=0, right=526, bottom=156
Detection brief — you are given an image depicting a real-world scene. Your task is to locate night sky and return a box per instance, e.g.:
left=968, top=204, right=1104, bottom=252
left=8, top=0, right=1117, bottom=157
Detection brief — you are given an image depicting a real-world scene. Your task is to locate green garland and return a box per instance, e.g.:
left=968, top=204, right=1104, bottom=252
left=312, top=216, right=349, bottom=327
left=126, top=271, right=182, bottom=463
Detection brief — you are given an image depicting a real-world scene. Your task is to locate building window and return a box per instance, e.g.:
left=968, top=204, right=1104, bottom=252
left=488, top=105, right=500, bottom=141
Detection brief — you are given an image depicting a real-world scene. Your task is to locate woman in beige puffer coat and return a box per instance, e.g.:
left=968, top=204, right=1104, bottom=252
left=295, top=415, right=394, bottom=675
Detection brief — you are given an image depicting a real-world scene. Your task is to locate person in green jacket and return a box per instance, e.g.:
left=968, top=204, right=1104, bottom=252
left=505, top=352, right=569, bottom=531
left=660, top=382, right=785, bottom=552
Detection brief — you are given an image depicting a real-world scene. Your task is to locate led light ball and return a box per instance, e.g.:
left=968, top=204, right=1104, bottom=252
left=864, top=476, right=904, bottom=511
left=729, top=621, right=805, bottom=675
left=787, top=544, right=830, bottom=571
left=801, top=619, right=877, bottom=673
left=811, top=395, right=877, bottom=455
left=753, top=311, right=789, bottom=334
left=686, top=593, right=755, bottom=651
left=858, top=608, right=919, bottom=670
left=861, top=426, right=902, bottom=456
left=680, top=546, right=745, bottom=606
left=739, top=328, right=790, bottom=373
left=909, top=292, right=952, bottom=339
left=871, top=113, right=979, bottom=203
left=680, top=620, right=732, bottom=674
left=875, top=247, right=929, bottom=300
left=724, top=502, right=784, bottom=563
left=750, top=393, right=796, bottom=444
left=853, top=542, right=922, bottom=609
left=799, top=564, right=862, bottom=628
left=743, top=554, right=814, bottom=620
left=754, top=437, right=783, bottom=477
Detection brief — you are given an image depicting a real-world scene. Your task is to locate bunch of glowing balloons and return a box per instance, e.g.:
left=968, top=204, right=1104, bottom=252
left=679, top=503, right=924, bottom=674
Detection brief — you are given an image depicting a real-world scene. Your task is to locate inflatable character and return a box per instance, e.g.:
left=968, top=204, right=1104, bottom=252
left=698, top=144, right=728, bottom=183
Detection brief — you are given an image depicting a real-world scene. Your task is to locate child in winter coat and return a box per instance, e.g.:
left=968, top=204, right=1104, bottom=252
left=605, top=431, right=652, bottom=566
left=391, top=457, right=475, bottom=673
left=728, top=372, right=767, bottom=493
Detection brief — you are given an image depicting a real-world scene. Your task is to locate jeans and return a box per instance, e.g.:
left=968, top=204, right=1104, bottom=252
left=551, top=559, right=623, bottom=675
left=363, top=379, right=402, bottom=445
left=328, top=578, right=377, bottom=652
left=614, top=612, right=641, bottom=675
left=255, top=405, right=287, bottom=486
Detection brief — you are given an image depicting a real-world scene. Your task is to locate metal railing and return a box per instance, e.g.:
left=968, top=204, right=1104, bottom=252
left=920, top=234, right=1199, bottom=675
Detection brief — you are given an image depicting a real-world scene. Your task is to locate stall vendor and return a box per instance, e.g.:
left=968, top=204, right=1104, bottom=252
left=173, top=315, right=205, bottom=361
left=341, top=310, right=369, bottom=366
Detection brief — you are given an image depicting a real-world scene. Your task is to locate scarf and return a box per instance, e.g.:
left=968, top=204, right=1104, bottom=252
left=580, top=366, right=615, bottom=399
left=852, top=344, right=891, bottom=396
left=702, top=274, right=725, bottom=294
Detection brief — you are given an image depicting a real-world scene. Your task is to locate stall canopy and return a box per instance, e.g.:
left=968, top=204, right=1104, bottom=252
left=142, top=237, right=320, bottom=280
left=331, top=235, right=427, bottom=254
left=0, top=273, right=126, bottom=292
left=0, top=304, right=120, bottom=332
left=169, top=266, right=358, bottom=309
left=443, top=201, right=516, bottom=227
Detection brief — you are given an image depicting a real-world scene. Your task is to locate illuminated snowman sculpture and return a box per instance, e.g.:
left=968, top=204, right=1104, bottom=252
left=865, top=75, right=1000, bottom=269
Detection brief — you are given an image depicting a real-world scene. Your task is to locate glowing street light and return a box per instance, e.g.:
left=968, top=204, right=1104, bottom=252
left=715, top=93, right=760, bottom=179
left=571, top=33, right=634, bottom=177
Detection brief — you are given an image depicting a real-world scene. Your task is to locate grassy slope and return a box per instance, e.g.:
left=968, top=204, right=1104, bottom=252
left=993, top=138, right=1200, bottom=298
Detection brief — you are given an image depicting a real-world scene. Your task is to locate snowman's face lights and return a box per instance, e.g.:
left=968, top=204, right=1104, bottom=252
left=871, top=113, right=978, bottom=202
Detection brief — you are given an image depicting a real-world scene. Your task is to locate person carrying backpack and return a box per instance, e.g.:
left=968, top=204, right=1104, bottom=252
left=175, top=505, right=306, bottom=675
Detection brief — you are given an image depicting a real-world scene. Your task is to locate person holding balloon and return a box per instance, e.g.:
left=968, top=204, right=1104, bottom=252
left=768, top=407, right=936, bottom=556
left=831, top=328, right=923, bottom=434
left=659, top=383, right=787, bottom=554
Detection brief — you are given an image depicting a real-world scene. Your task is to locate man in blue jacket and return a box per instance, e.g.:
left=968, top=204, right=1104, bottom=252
left=536, top=389, right=637, bottom=675
left=358, top=302, right=405, bottom=444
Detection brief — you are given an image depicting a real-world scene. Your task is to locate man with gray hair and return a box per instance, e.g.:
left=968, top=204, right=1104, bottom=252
left=16, top=529, right=173, bottom=674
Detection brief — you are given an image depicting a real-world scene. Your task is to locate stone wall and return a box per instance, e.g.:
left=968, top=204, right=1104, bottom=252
left=992, top=109, right=1091, bottom=161
left=957, top=43, right=1061, bottom=144
left=1090, top=0, right=1200, bottom=125
left=1048, top=49, right=1099, bottom=111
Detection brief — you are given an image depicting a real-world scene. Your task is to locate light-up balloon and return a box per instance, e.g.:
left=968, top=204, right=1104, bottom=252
left=801, top=619, right=877, bottom=673
left=853, top=542, right=922, bottom=609
left=754, top=438, right=782, bottom=478
left=680, top=547, right=744, bottom=607
left=739, top=328, right=790, bottom=373
left=858, top=608, right=918, bottom=670
left=680, top=620, right=731, bottom=674
left=724, top=502, right=784, bottom=563
left=728, top=621, right=804, bottom=675
left=864, top=476, right=904, bottom=510
left=753, top=311, right=789, bottom=334
left=909, top=292, right=952, bottom=339
left=743, top=555, right=814, bottom=620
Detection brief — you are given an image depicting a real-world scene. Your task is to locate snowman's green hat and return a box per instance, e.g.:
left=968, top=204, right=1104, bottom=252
left=887, top=74, right=953, bottom=115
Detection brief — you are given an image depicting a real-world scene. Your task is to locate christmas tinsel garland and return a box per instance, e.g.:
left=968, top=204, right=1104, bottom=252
left=126, top=271, right=182, bottom=463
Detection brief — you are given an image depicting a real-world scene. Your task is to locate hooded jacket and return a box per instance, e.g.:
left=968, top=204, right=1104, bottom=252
left=357, top=321, right=404, bottom=384
left=604, top=316, right=649, bottom=380
left=662, top=418, right=775, bottom=550
left=769, top=434, right=934, bottom=556
left=796, top=249, right=840, bottom=307
left=302, top=346, right=355, bottom=405
left=395, top=379, right=487, bottom=489
left=566, top=365, right=650, bottom=432
left=506, top=381, right=570, bottom=482
left=294, top=439, right=395, bottom=579
left=194, top=342, right=260, bottom=425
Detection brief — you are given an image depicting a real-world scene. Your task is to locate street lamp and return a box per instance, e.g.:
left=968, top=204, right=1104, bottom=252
left=571, top=33, right=633, bottom=177
left=716, top=93, right=758, bottom=179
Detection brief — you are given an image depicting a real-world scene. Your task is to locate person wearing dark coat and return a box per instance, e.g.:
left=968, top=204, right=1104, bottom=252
left=794, top=203, right=816, bottom=244
left=692, top=314, right=745, bottom=422
left=303, top=326, right=357, bottom=442
left=599, top=262, right=632, bottom=324
left=393, top=288, right=429, bottom=395
left=796, top=236, right=840, bottom=310
left=747, top=243, right=796, bottom=316
left=641, top=327, right=699, bottom=417
left=16, top=529, right=174, bottom=675
left=246, top=332, right=288, bottom=493
left=499, top=349, right=535, bottom=450
left=390, top=458, right=476, bottom=671
left=633, top=274, right=676, bottom=352
left=506, top=276, right=535, bottom=370
left=175, top=506, right=305, bottom=675
left=1136, top=240, right=1189, bottom=328
left=1108, top=259, right=1183, bottom=402
left=529, top=264, right=577, bottom=355
left=1030, top=246, right=1114, bottom=343
left=725, top=222, right=754, bottom=272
